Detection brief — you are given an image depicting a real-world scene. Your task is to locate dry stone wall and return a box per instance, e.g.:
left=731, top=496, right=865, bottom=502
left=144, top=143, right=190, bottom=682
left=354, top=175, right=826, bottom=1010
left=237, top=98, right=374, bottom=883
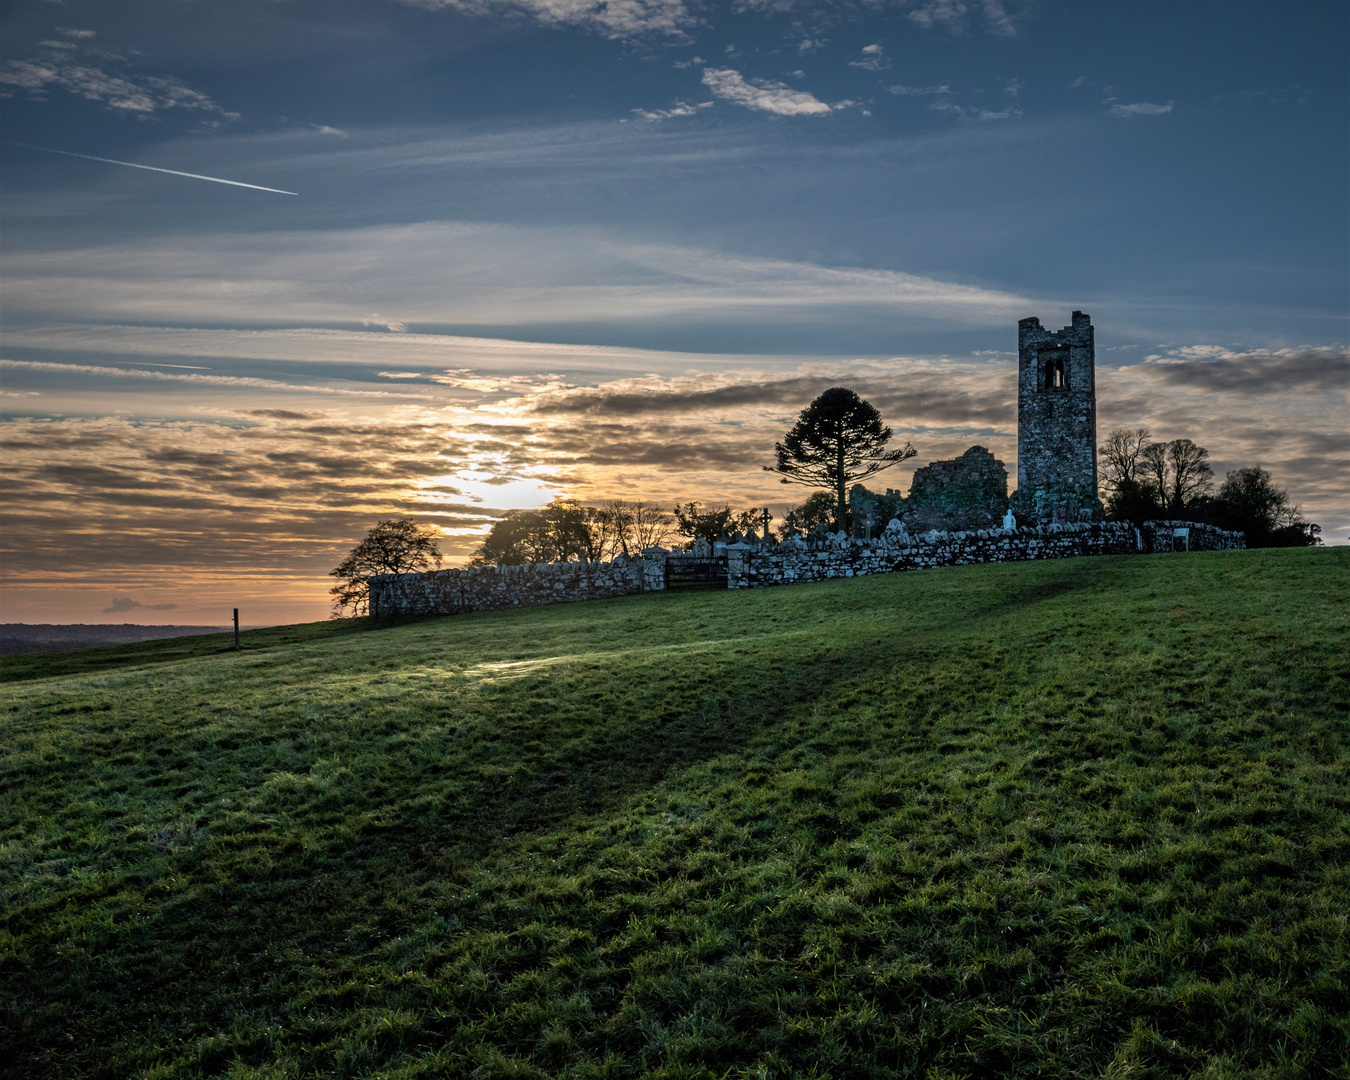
left=368, top=519, right=1244, bottom=618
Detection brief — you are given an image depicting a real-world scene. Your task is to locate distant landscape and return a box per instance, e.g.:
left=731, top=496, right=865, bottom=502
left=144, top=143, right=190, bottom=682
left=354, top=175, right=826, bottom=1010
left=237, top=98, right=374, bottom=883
left=0, top=623, right=228, bottom=656
left=4, top=547, right=1345, bottom=1077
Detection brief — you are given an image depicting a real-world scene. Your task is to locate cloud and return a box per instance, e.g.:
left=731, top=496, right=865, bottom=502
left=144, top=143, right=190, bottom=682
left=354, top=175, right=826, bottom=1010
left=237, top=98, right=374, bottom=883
left=701, top=67, right=833, bottom=116
left=980, top=0, right=1019, bottom=38
left=407, top=0, right=695, bottom=42
left=104, top=596, right=178, bottom=614
left=361, top=312, right=408, bottom=332
left=1004, top=77, right=1022, bottom=97
left=906, top=0, right=968, bottom=31
left=313, top=124, right=348, bottom=136
left=904, top=0, right=1023, bottom=37
left=0, top=223, right=1038, bottom=329
left=887, top=83, right=953, bottom=97
left=928, top=99, right=1021, bottom=121
left=849, top=44, right=890, bottom=71
left=0, top=35, right=237, bottom=119
left=631, top=99, right=713, bottom=121
left=1109, top=100, right=1174, bottom=117
left=1140, top=346, right=1350, bottom=395
left=798, top=38, right=826, bottom=55
left=0, top=359, right=426, bottom=399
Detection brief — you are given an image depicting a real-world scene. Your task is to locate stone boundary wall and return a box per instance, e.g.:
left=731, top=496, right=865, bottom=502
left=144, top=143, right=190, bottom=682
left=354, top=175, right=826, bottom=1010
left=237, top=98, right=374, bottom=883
left=369, top=519, right=1244, bottom=618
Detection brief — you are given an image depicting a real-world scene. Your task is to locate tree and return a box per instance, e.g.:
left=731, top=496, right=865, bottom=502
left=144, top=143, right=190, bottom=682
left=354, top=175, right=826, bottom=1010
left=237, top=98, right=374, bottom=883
left=787, top=491, right=839, bottom=535
left=672, top=502, right=759, bottom=546
left=1165, top=438, right=1213, bottom=513
left=599, top=500, right=675, bottom=557
left=472, top=498, right=597, bottom=567
left=1099, top=427, right=1152, bottom=495
left=764, top=387, right=915, bottom=530
left=1104, top=478, right=1161, bottom=528
left=330, top=518, right=442, bottom=616
left=1140, top=440, right=1169, bottom=508
left=1129, top=436, right=1213, bottom=516
left=1210, top=465, right=1321, bottom=547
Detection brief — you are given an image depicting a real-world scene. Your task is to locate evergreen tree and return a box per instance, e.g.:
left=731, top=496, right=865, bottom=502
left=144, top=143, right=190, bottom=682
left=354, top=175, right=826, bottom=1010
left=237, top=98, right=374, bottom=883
left=764, top=387, right=914, bottom=530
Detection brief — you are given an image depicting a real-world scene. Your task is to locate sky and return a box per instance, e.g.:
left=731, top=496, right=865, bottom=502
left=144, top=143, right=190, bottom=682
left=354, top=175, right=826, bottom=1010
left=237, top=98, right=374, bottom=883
left=1, top=0, right=1346, bottom=626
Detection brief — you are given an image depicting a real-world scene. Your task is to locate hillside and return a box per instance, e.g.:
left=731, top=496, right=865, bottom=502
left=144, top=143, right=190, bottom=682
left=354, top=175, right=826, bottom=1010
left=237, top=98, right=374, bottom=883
left=2, top=548, right=1347, bottom=1078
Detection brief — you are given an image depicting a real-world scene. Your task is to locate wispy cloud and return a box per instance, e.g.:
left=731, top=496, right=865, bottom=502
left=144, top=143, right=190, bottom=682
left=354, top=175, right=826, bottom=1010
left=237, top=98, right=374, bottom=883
left=980, top=0, right=1020, bottom=38
left=887, top=83, right=953, bottom=97
left=1109, top=100, right=1174, bottom=117
left=0, top=34, right=237, bottom=120
left=0, top=223, right=1039, bottom=328
left=928, top=99, right=1021, bottom=121
left=1140, top=345, right=1349, bottom=394
left=849, top=44, right=890, bottom=71
left=701, top=67, right=833, bottom=116
left=406, top=0, right=695, bottom=41
left=104, top=596, right=177, bottom=614
left=361, top=312, right=408, bottom=333
left=631, top=99, right=713, bottom=121
left=0, top=359, right=426, bottom=399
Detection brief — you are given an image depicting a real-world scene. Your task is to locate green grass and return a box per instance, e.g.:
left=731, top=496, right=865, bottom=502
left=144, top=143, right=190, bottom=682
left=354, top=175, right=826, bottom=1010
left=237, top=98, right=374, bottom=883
left=2, top=548, right=1347, bottom=1079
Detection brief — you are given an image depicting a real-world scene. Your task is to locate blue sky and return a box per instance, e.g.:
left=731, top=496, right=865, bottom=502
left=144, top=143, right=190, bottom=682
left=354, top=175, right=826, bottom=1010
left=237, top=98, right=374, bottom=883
left=1, top=0, right=1346, bottom=622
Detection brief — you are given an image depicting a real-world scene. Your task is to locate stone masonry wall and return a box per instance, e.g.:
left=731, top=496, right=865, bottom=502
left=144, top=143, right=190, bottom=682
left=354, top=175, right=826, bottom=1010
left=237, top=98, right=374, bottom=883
left=369, top=555, right=660, bottom=618
left=367, top=520, right=1244, bottom=617
left=903, top=445, right=1009, bottom=533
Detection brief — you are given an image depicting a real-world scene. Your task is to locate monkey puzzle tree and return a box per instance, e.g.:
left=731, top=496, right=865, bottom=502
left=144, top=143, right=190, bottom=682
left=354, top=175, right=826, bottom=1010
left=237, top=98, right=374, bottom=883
left=329, top=518, right=442, bottom=616
left=764, top=387, right=915, bottom=531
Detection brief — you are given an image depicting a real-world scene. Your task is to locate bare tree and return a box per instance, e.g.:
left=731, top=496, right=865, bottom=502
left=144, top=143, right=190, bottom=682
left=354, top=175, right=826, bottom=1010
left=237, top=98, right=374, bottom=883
left=330, top=518, right=442, bottom=616
left=629, top=501, right=675, bottom=553
left=1165, top=438, right=1213, bottom=512
left=1140, top=441, right=1170, bottom=507
left=1099, top=427, right=1152, bottom=494
left=599, top=500, right=634, bottom=558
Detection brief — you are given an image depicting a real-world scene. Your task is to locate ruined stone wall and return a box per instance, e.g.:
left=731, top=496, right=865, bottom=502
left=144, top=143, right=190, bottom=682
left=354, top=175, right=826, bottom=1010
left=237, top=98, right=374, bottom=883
left=369, top=555, right=660, bottom=618
left=1140, top=520, right=1246, bottom=554
left=1012, top=311, right=1104, bottom=523
left=369, top=521, right=1243, bottom=617
left=903, top=445, right=1009, bottom=533
left=729, top=521, right=1138, bottom=589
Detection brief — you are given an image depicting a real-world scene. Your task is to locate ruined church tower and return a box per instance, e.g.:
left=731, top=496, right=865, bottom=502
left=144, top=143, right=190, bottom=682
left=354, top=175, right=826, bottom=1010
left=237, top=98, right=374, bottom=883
left=1010, top=311, right=1105, bottom=523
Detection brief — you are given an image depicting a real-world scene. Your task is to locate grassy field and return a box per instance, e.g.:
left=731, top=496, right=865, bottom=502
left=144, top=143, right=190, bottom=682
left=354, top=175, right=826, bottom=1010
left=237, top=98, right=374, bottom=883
left=2, top=548, right=1347, bottom=1079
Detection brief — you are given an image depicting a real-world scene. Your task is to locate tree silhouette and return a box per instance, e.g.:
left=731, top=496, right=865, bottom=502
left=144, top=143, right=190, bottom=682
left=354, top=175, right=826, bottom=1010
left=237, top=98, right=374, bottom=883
left=764, top=387, right=915, bottom=530
left=330, top=518, right=442, bottom=616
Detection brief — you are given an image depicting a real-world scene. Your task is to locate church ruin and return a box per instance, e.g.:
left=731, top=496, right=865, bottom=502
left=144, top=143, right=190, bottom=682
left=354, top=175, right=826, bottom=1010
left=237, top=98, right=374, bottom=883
left=1009, top=310, right=1105, bottom=524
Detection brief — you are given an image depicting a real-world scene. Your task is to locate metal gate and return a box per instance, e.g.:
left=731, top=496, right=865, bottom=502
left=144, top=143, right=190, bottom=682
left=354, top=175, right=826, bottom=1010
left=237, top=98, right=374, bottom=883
left=665, top=556, right=729, bottom=590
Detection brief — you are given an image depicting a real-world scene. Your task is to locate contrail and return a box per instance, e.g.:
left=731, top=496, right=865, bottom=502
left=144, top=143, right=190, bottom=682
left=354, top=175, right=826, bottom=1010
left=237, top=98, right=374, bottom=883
left=10, top=143, right=298, bottom=195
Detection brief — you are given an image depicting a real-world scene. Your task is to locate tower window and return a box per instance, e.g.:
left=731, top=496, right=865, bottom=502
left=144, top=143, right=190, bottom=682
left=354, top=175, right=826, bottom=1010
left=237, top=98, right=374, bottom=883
left=1043, top=352, right=1068, bottom=389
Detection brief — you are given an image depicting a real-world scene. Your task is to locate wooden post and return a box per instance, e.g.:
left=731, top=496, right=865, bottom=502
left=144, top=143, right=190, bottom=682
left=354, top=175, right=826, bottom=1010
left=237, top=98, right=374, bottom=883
left=233, top=608, right=240, bottom=651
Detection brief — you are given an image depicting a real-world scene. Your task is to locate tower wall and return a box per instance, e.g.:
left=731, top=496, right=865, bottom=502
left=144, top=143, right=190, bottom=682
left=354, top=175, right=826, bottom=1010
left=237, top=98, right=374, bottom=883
left=1011, top=310, right=1104, bottom=523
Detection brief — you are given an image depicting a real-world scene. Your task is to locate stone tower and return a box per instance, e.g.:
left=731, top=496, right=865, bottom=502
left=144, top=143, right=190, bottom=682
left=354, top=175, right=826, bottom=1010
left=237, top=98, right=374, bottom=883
left=1010, top=311, right=1104, bottom=524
